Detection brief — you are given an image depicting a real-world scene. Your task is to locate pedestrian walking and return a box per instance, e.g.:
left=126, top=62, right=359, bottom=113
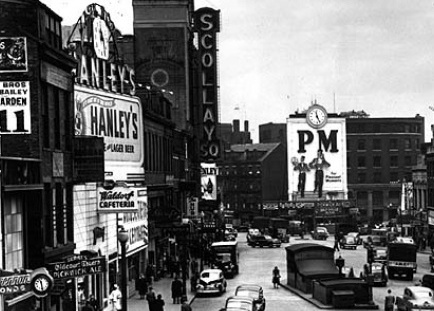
left=146, top=286, right=156, bottom=311
left=272, top=266, right=280, bottom=288
left=88, top=294, right=100, bottom=311
left=384, top=289, right=395, bottom=311
left=146, top=264, right=155, bottom=285
left=171, top=276, right=183, bottom=304
left=109, top=284, right=122, bottom=311
left=180, top=296, right=192, bottom=311
left=137, top=273, right=148, bottom=299
left=154, top=294, right=165, bottom=311
left=333, top=235, right=340, bottom=252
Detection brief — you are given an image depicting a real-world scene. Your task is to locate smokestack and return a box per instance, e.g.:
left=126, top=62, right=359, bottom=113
left=244, top=120, right=249, bottom=132
left=233, top=120, right=240, bottom=133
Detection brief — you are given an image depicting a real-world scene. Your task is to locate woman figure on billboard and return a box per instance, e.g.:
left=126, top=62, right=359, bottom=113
left=292, top=155, right=310, bottom=198
left=309, top=149, right=330, bottom=198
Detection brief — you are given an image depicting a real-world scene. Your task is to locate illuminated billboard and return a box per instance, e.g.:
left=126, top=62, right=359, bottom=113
left=287, top=104, right=347, bottom=201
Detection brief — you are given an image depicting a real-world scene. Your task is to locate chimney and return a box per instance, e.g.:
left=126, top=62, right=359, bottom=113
left=233, top=120, right=240, bottom=133
left=244, top=120, right=249, bottom=132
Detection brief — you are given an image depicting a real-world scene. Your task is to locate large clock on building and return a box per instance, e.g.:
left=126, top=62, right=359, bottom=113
left=306, top=104, right=328, bottom=129
left=93, top=17, right=110, bottom=60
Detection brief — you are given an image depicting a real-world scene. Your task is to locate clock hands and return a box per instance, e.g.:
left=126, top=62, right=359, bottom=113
left=315, top=111, right=321, bottom=122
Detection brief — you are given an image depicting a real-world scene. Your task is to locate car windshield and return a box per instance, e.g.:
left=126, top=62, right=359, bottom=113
left=201, top=271, right=220, bottom=279
left=264, top=235, right=272, bottom=239
left=372, top=264, right=383, bottom=272
left=216, top=253, right=231, bottom=262
left=317, top=228, right=326, bottom=232
left=236, top=289, right=259, bottom=299
left=348, top=232, right=358, bottom=237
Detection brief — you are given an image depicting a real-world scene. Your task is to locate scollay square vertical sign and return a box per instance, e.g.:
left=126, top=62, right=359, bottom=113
left=194, top=7, right=221, bottom=162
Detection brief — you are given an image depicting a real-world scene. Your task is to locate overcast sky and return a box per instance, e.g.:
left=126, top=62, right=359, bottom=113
left=42, top=0, right=434, bottom=141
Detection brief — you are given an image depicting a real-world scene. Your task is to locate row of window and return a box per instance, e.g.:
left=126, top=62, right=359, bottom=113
left=353, top=155, right=414, bottom=168
left=355, top=172, right=412, bottom=184
left=144, top=132, right=173, bottom=173
left=347, top=123, right=422, bottom=134
left=219, top=165, right=261, bottom=175
left=349, top=138, right=420, bottom=151
left=41, top=83, right=73, bottom=151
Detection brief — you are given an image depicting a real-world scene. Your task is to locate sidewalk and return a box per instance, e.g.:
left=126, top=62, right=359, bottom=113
left=125, top=276, right=196, bottom=311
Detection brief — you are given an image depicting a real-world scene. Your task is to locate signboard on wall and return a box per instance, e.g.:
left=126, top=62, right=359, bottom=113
left=287, top=105, right=347, bottom=200
left=97, top=186, right=139, bottom=213
left=0, top=81, right=31, bottom=134
left=0, top=37, right=27, bottom=72
left=201, top=163, right=218, bottom=200
left=74, top=85, right=144, bottom=180
left=193, top=8, right=221, bottom=161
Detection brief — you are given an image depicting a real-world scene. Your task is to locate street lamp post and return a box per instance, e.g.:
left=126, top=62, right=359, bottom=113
left=118, top=228, right=129, bottom=311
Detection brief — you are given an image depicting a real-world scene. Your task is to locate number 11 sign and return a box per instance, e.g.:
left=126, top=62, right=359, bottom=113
left=0, top=81, right=31, bottom=134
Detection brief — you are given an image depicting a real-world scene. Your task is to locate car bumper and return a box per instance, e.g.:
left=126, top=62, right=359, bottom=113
left=196, top=285, right=223, bottom=294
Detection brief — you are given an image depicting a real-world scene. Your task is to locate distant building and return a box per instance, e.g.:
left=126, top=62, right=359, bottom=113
left=219, top=119, right=252, bottom=150
left=346, top=115, right=425, bottom=224
left=259, top=122, right=287, bottom=146
left=218, top=143, right=287, bottom=224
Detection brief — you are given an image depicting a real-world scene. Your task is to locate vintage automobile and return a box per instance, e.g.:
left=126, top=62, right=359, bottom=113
left=226, top=224, right=238, bottom=237
left=363, top=228, right=389, bottom=247
left=225, top=229, right=237, bottom=241
left=347, top=231, right=362, bottom=245
left=360, top=262, right=388, bottom=286
left=196, top=269, right=227, bottom=295
left=247, top=229, right=261, bottom=244
left=311, top=226, right=329, bottom=240
left=234, top=284, right=266, bottom=311
left=249, top=235, right=281, bottom=248
left=340, top=235, right=358, bottom=250
left=396, top=286, right=434, bottom=311
left=223, top=296, right=256, bottom=311
left=373, top=248, right=387, bottom=264
left=422, top=274, right=434, bottom=291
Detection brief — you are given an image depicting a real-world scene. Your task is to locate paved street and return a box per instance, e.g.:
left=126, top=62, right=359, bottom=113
left=185, top=232, right=432, bottom=311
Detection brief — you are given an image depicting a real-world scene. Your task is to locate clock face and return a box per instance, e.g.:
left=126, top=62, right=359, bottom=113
left=93, top=17, right=110, bottom=60
left=307, top=106, right=327, bottom=128
left=31, top=273, right=53, bottom=297
left=34, top=277, right=49, bottom=291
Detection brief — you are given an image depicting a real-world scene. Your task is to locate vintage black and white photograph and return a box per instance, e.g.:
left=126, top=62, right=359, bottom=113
left=1, top=0, right=434, bottom=310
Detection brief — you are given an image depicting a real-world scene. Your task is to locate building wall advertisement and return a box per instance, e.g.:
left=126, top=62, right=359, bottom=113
left=287, top=112, right=347, bottom=200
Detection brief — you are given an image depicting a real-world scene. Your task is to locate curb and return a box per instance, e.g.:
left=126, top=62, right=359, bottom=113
left=280, top=280, right=379, bottom=310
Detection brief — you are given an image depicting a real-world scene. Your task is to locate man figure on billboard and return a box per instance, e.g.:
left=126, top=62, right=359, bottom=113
left=309, top=149, right=330, bottom=198
left=293, top=155, right=310, bottom=198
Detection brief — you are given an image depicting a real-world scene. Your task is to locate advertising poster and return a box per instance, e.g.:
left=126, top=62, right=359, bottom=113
left=74, top=85, right=144, bottom=180
left=201, top=163, right=218, bottom=200
left=0, top=37, right=27, bottom=72
left=0, top=81, right=31, bottom=134
left=287, top=112, right=347, bottom=200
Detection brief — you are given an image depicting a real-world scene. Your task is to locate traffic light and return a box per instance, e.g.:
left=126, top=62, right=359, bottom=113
left=367, top=246, right=374, bottom=264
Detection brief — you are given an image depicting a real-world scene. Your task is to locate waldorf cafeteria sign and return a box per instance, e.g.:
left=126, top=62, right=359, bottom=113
left=97, top=186, right=139, bottom=213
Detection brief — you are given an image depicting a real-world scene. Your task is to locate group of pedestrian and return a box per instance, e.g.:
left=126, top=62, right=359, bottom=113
left=145, top=286, right=165, bottom=311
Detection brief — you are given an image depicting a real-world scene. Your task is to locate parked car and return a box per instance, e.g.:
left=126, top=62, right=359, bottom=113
left=223, top=296, right=256, bottom=311
left=340, top=235, right=358, bottom=250
left=396, top=286, right=434, bottom=311
left=196, top=269, right=227, bottom=295
left=311, top=227, right=329, bottom=240
left=225, top=229, right=237, bottom=241
left=234, top=284, right=266, bottom=311
left=360, top=262, right=388, bottom=286
left=249, top=235, right=281, bottom=248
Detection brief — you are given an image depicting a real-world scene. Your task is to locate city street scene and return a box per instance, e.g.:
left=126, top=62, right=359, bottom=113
left=2, top=0, right=434, bottom=311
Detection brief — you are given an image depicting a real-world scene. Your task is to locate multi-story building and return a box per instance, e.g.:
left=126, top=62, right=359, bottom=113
left=259, top=122, right=287, bottom=147
left=346, top=115, right=425, bottom=224
left=218, top=143, right=287, bottom=224
left=219, top=120, right=252, bottom=150
left=0, top=1, right=77, bottom=309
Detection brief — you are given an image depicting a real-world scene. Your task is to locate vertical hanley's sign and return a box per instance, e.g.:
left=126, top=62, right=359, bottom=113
left=193, top=8, right=221, bottom=162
